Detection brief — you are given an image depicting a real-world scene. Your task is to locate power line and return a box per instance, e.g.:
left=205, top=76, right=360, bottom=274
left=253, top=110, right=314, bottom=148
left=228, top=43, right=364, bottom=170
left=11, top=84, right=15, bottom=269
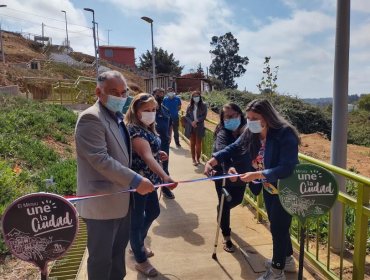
left=5, top=7, right=90, bottom=28
left=0, top=13, right=91, bottom=34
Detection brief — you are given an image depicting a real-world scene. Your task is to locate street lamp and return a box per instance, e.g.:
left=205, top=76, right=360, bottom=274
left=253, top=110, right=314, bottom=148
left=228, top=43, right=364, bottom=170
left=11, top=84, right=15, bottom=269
left=61, top=10, right=69, bottom=48
left=95, top=22, right=100, bottom=49
left=141, top=16, right=156, bottom=89
left=84, top=7, right=99, bottom=78
left=0, top=4, right=7, bottom=64
left=107, top=29, right=112, bottom=45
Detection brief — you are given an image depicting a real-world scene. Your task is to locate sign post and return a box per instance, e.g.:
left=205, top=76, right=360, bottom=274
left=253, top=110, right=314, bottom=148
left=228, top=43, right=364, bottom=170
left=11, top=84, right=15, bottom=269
left=1, top=193, right=78, bottom=279
left=278, top=163, right=338, bottom=279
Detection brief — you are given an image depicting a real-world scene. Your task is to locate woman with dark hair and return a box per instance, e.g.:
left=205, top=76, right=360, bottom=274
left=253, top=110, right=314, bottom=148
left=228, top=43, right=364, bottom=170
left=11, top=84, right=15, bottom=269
left=212, top=103, right=248, bottom=252
left=125, top=93, right=177, bottom=277
left=205, top=99, right=300, bottom=280
left=184, top=91, right=208, bottom=166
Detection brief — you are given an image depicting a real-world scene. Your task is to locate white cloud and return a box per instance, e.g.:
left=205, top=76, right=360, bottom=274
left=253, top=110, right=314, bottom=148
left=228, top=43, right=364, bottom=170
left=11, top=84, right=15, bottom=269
left=1, top=0, right=370, bottom=97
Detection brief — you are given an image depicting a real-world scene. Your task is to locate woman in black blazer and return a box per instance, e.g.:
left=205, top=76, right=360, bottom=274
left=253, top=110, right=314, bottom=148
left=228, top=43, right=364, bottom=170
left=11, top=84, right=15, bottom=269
left=184, top=91, right=208, bottom=166
left=212, top=103, right=248, bottom=252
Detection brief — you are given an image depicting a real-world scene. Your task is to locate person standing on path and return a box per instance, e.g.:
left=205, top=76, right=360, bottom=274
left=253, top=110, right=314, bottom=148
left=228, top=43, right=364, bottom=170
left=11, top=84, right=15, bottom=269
left=125, top=93, right=177, bottom=277
left=153, top=87, right=175, bottom=199
left=184, top=91, right=208, bottom=166
left=163, top=87, right=182, bottom=147
left=75, top=70, right=154, bottom=280
left=212, top=103, right=248, bottom=252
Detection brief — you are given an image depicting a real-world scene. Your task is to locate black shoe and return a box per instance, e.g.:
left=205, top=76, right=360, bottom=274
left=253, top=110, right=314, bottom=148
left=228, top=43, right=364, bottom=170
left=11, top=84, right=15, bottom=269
left=162, top=187, right=175, bottom=199
left=176, top=143, right=181, bottom=148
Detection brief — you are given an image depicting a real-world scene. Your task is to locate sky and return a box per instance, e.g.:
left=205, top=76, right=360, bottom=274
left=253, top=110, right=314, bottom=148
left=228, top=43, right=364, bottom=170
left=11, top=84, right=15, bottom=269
left=0, top=0, right=370, bottom=98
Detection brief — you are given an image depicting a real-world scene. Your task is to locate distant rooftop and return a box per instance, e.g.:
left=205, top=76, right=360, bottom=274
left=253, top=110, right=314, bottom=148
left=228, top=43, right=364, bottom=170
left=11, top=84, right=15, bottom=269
left=99, top=45, right=135, bottom=49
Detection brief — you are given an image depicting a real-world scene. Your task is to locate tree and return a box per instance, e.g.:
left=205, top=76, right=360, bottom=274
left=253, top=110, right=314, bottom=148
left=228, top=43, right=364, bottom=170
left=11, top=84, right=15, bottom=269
left=257, top=56, right=279, bottom=95
left=209, top=32, right=249, bottom=89
left=358, top=94, right=370, bottom=111
left=196, top=63, right=205, bottom=78
left=138, top=47, right=184, bottom=76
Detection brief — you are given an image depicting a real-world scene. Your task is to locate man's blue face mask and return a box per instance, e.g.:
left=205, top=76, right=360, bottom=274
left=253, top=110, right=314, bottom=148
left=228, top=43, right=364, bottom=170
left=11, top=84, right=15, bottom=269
left=104, top=94, right=127, bottom=113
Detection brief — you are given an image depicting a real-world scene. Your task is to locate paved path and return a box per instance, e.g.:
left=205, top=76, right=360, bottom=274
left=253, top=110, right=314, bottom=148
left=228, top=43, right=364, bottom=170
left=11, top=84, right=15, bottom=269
left=77, top=138, right=319, bottom=280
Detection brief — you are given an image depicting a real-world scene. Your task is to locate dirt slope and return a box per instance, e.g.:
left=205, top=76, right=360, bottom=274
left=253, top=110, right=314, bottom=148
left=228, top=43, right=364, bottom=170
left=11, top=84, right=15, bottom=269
left=0, top=31, right=145, bottom=92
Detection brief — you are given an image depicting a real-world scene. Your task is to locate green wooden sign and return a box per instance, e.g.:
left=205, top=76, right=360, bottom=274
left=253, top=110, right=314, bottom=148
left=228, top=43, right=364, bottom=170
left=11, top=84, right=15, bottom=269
left=278, top=163, right=338, bottom=225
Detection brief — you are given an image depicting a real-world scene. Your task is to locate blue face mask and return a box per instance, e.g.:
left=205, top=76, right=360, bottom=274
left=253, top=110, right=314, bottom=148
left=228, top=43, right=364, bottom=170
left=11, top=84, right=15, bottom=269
left=224, top=118, right=241, bottom=131
left=104, top=95, right=127, bottom=113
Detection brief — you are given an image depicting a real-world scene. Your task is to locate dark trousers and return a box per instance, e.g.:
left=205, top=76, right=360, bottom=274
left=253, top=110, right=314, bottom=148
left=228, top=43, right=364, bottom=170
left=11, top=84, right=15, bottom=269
left=172, top=117, right=180, bottom=145
left=160, top=138, right=170, bottom=175
left=130, top=191, right=160, bottom=263
left=215, top=181, right=246, bottom=237
left=263, top=190, right=293, bottom=270
left=84, top=215, right=130, bottom=280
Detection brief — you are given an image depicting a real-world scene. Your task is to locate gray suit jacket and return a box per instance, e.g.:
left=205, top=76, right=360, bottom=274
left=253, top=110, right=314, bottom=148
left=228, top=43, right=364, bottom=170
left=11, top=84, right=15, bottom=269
left=75, top=101, right=138, bottom=219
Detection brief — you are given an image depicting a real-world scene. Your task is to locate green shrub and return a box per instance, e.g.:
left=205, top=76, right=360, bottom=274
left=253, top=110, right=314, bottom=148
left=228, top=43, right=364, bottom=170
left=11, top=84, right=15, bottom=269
left=348, top=110, right=370, bottom=147
left=36, top=159, right=77, bottom=195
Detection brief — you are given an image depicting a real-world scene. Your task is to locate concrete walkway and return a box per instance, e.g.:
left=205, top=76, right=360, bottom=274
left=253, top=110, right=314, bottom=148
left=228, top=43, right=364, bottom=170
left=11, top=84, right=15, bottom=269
left=77, top=138, right=320, bottom=280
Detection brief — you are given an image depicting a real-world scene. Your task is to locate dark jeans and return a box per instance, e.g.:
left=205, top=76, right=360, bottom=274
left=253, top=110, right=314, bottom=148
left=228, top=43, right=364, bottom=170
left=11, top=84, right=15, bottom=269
left=263, top=190, right=293, bottom=270
left=172, top=117, right=180, bottom=145
left=130, top=191, right=160, bottom=263
left=160, top=138, right=170, bottom=175
left=84, top=215, right=130, bottom=280
left=215, top=181, right=246, bottom=237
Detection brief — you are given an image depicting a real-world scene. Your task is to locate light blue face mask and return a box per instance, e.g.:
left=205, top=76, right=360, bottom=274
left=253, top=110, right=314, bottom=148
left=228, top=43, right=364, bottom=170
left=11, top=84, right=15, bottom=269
left=193, top=96, right=200, bottom=103
left=247, top=119, right=263, bottom=133
left=224, top=118, right=241, bottom=131
left=104, top=95, right=127, bottom=113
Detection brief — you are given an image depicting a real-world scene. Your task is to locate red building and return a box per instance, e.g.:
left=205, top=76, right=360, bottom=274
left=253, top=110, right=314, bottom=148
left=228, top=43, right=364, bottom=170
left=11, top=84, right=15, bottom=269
left=98, top=45, right=135, bottom=67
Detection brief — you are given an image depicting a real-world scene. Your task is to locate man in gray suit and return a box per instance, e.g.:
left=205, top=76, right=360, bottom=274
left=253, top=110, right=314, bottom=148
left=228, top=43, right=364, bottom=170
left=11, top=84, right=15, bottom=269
left=75, top=70, right=155, bottom=280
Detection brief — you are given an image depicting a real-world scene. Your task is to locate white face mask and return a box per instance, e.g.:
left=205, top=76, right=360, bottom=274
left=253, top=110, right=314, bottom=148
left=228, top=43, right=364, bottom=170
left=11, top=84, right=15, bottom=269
left=247, top=119, right=263, bottom=133
left=140, top=112, right=156, bottom=126
left=167, top=92, right=175, bottom=98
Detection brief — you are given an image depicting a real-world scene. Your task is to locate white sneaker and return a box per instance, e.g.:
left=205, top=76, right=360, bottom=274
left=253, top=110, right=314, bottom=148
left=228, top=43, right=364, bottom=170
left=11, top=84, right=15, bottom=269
left=265, top=256, right=296, bottom=273
left=257, top=267, right=286, bottom=280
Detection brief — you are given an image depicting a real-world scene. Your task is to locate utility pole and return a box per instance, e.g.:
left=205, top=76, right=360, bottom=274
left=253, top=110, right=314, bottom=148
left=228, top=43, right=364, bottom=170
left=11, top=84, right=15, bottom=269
left=107, top=29, right=112, bottom=45
left=0, top=5, right=6, bottom=64
left=330, top=0, right=350, bottom=252
left=0, top=23, right=4, bottom=63
left=42, top=22, right=44, bottom=39
left=95, top=22, right=100, bottom=49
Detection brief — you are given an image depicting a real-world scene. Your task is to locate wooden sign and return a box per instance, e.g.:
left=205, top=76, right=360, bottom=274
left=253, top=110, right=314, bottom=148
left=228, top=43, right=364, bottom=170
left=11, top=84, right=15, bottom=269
left=1, top=193, right=78, bottom=276
left=278, top=163, right=338, bottom=224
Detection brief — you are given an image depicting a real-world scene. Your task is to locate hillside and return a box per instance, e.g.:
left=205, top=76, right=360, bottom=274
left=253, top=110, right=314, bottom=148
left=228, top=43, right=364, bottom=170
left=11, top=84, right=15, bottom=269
left=0, top=31, right=146, bottom=92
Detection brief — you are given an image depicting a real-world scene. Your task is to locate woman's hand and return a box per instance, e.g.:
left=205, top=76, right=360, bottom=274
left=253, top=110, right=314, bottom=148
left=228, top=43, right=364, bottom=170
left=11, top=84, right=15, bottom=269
left=228, top=167, right=238, bottom=182
left=240, top=172, right=262, bottom=183
left=204, top=161, right=216, bottom=177
left=159, top=151, right=168, bottom=162
left=191, top=121, right=198, bottom=128
left=163, top=175, right=178, bottom=190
